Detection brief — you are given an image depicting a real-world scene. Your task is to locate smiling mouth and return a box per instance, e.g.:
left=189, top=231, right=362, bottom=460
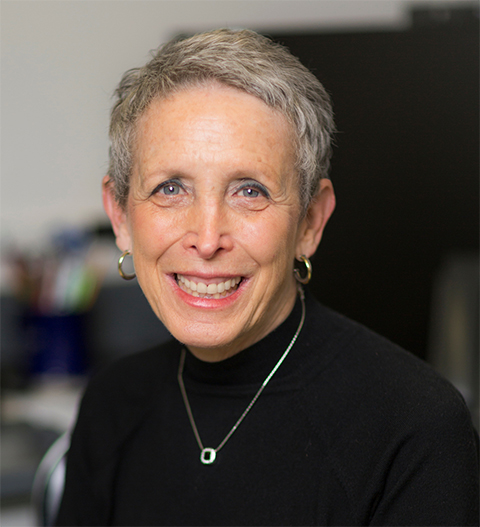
left=176, top=274, right=242, bottom=299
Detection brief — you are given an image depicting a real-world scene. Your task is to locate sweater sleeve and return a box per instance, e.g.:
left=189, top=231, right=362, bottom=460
left=55, top=376, right=116, bottom=526
left=368, top=389, right=479, bottom=526
left=55, top=345, right=173, bottom=526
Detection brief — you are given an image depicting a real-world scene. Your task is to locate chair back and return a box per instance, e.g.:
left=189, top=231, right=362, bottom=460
left=31, top=432, right=70, bottom=526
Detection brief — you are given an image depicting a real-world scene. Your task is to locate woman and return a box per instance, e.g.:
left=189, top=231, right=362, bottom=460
left=56, top=29, right=478, bottom=526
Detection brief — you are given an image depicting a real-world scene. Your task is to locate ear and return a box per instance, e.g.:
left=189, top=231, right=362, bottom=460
left=102, top=175, right=132, bottom=252
left=295, top=178, right=335, bottom=258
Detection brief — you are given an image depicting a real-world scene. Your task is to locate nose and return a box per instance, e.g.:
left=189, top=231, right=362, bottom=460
left=182, top=199, right=233, bottom=259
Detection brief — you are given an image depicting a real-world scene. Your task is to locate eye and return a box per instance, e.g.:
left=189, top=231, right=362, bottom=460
left=236, top=181, right=270, bottom=200
left=161, top=183, right=181, bottom=195
left=152, top=179, right=184, bottom=197
left=241, top=187, right=260, bottom=198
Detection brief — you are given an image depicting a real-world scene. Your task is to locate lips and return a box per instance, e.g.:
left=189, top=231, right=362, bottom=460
left=176, top=274, right=242, bottom=299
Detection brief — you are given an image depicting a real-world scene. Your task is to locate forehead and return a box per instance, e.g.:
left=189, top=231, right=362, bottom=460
left=132, top=84, right=296, bottom=175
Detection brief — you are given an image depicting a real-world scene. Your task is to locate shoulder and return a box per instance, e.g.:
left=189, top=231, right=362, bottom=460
left=297, top=292, right=476, bottom=462
left=80, top=338, right=181, bottom=418
left=298, top=293, right=479, bottom=523
left=71, top=339, right=181, bottom=459
left=302, top=291, right=466, bottom=419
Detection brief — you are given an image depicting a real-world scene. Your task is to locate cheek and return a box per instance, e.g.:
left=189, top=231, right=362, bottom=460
left=128, top=207, right=175, bottom=260
left=240, top=215, right=299, bottom=268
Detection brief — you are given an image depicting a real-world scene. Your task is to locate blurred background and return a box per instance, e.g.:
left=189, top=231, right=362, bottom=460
left=1, top=0, right=478, bottom=524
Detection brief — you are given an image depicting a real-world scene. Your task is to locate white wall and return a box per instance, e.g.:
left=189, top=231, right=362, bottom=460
left=0, top=0, right=463, bottom=250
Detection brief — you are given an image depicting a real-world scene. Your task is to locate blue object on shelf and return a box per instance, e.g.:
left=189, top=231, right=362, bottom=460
left=24, top=313, right=88, bottom=376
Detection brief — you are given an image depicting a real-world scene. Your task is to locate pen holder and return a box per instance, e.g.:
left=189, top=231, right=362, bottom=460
left=24, top=312, right=89, bottom=377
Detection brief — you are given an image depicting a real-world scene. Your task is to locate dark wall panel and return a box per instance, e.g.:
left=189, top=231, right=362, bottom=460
left=272, top=14, right=479, bottom=358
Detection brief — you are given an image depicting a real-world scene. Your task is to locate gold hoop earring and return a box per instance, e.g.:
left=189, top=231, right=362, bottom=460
left=293, top=255, right=312, bottom=284
left=118, top=250, right=136, bottom=280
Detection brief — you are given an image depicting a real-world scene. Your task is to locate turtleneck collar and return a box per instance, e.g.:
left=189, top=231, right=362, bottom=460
left=183, top=292, right=304, bottom=388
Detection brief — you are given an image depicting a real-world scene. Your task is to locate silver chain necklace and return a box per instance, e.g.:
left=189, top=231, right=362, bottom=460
left=177, top=286, right=306, bottom=465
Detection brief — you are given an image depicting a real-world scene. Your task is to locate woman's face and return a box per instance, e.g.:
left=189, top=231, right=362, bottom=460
left=105, top=84, right=334, bottom=361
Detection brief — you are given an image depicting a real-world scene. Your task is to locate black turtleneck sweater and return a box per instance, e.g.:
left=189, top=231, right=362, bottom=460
left=56, top=291, right=478, bottom=526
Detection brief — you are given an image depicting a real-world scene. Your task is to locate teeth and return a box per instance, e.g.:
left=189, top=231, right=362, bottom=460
left=176, top=275, right=242, bottom=298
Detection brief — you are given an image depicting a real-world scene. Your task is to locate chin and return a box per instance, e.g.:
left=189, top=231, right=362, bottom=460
left=174, top=321, right=241, bottom=355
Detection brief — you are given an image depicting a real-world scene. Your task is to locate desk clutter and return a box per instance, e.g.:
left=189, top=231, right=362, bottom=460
left=4, top=227, right=115, bottom=378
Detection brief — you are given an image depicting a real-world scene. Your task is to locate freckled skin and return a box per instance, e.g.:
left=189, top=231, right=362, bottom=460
left=103, top=83, right=335, bottom=361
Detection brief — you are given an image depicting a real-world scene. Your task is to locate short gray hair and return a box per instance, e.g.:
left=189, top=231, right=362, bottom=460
left=108, top=28, right=335, bottom=212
